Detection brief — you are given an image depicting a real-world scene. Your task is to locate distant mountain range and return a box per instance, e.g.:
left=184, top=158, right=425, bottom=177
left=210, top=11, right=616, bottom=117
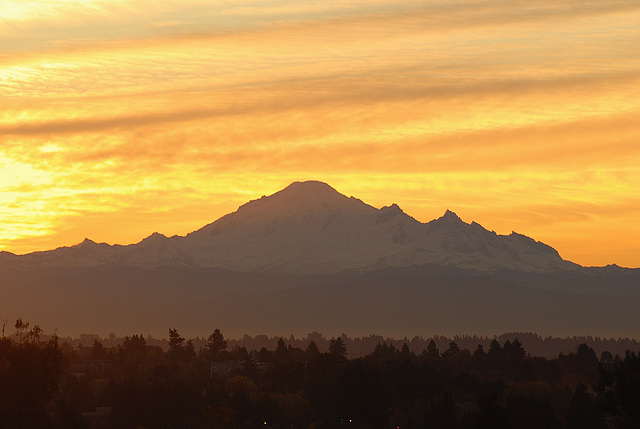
left=1, top=181, right=638, bottom=339
left=0, top=180, right=580, bottom=273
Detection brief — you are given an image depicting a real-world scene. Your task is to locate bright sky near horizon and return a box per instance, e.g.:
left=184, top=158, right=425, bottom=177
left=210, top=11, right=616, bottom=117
left=1, top=0, right=639, bottom=267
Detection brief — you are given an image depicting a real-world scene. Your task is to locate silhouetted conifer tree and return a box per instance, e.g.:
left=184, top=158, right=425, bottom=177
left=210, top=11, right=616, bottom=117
left=576, top=343, right=598, bottom=368
left=329, top=337, right=347, bottom=360
left=596, top=350, right=640, bottom=427
left=400, top=343, right=411, bottom=359
left=306, top=340, right=320, bottom=360
left=473, top=344, right=487, bottom=358
left=488, top=339, right=502, bottom=359
left=427, top=339, right=440, bottom=359
left=206, top=328, right=227, bottom=361
left=511, top=338, right=526, bottom=359
left=443, top=341, right=460, bottom=358
left=168, top=328, right=185, bottom=363
left=275, top=338, right=288, bottom=361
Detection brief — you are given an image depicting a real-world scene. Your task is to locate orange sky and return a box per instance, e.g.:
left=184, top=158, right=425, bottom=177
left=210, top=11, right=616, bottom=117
left=1, top=0, right=639, bottom=268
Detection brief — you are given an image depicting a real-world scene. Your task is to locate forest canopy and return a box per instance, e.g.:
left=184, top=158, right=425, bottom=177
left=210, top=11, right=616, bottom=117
left=1, top=321, right=639, bottom=428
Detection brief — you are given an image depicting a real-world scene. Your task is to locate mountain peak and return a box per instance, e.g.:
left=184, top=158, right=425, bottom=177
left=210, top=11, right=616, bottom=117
left=241, top=180, right=376, bottom=216
left=380, top=203, right=404, bottom=213
left=191, top=180, right=377, bottom=237
left=77, top=238, right=97, bottom=247
left=139, top=232, right=167, bottom=243
left=376, top=203, right=414, bottom=225
left=274, top=181, right=343, bottom=201
left=431, top=209, right=464, bottom=226
left=243, top=180, right=350, bottom=212
left=284, top=180, right=337, bottom=191
left=443, top=209, right=461, bottom=219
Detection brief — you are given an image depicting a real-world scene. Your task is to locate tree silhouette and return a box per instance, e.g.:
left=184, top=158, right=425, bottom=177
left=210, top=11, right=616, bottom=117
left=596, top=350, right=640, bottom=427
left=168, top=328, right=185, bottom=363
left=275, top=338, right=288, bottom=361
left=258, top=346, right=273, bottom=362
left=511, top=338, right=526, bottom=359
left=306, top=340, right=320, bottom=360
left=14, top=318, right=29, bottom=345
left=399, top=343, right=411, bottom=359
left=230, top=345, right=249, bottom=361
left=91, top=339, right=107, bottom=360
left=184, top=339, right=197, bottom=364
left=168, top=328, right=184, bottom=350
left=503, top=339, right=513, bottom=355
left=576, top=343, right=598, bottom=368
left=0, top=328, right=63, bottom=427
left=443, top=341, right=460, bottom=358
left=23, top=325, right=42, bottom=344
left=118, top=334, right=150, bottom=378
left=473, top=344, right=486, bottom=358
left=427, top=339, right=440, bottom=359
left=206, top=328, right=227, bottom=361
left=488, top=339, right=502, bottom=359
left=373, top=342, right=396, bottom=361
left=329, top=337, right=347, bottom=360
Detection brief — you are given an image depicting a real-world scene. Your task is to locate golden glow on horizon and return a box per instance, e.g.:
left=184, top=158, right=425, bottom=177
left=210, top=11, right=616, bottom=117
left=1, top=0, right=640, bottom=267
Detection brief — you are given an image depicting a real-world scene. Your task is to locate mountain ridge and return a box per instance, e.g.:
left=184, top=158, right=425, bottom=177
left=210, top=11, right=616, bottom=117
left=0, top=180, right=607, bottom=274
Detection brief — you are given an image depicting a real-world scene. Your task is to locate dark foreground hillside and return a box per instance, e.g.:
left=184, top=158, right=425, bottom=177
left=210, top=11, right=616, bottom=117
left=1, top=323, right=639, bottom=428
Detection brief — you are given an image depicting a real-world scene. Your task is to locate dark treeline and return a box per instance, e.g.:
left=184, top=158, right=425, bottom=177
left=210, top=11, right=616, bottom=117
left=53, top=331, right=640, bottom=360
left=1, top=320, right=639, bottom=428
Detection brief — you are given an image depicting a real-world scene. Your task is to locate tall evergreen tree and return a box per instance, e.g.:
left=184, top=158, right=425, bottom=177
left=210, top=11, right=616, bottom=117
left=443, top=341, right=460, bottom=358
left=306, top=340, right=320, bottom=360
left=427, top=339, right=440, bottom=359
left=329, top=337, right=347, bottom=360
left=206, top=329, right=227, bottom=361
left=473, top=344, right=487, bottom=358
left=275, top=337, right=288, bottom=361
left=488, top=339, right=502, bottom=359
left=511, top=338, right=526, bottom=359
left=168, top=328, right=185, bottom=363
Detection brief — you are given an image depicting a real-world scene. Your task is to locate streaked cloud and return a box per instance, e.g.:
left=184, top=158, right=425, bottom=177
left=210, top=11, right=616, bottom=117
left=1, top=0, right=639, bottom=267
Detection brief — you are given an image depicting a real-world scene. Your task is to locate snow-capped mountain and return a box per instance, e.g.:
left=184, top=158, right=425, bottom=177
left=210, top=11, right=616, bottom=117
left=0, top=180, right=577, bottom=274
left=2, top=181, right=638, bottom=339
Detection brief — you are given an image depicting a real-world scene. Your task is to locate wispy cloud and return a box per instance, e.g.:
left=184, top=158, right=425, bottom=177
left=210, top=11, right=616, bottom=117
left=1, top=0, right=640, bottom=266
